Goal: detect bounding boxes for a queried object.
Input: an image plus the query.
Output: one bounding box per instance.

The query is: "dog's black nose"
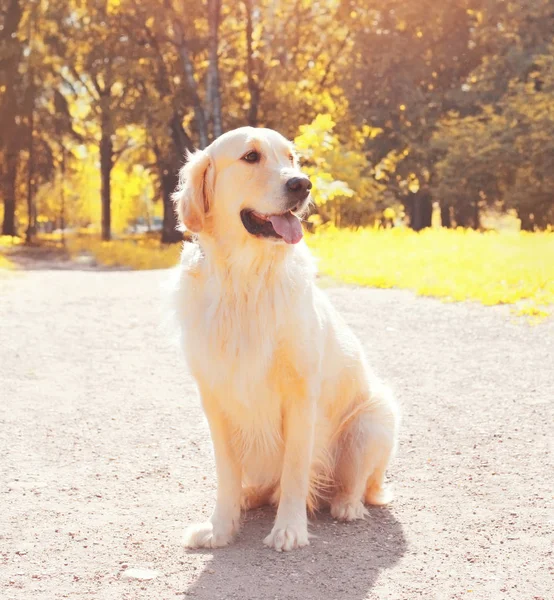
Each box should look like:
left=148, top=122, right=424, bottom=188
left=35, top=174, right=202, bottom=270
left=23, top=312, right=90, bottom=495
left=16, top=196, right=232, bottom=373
left=286, top=176, right=312, bottom=197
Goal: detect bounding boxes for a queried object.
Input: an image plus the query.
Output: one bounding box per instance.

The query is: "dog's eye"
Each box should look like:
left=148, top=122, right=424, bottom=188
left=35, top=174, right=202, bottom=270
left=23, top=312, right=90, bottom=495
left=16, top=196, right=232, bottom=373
left=288, top=154, right=295, bottom=164
left=242, top=150, right=260, bottom=164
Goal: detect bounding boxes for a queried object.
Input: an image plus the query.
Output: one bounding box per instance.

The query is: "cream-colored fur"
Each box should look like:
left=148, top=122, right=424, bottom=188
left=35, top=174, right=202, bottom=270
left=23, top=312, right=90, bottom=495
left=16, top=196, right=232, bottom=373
left=171, top=127, right=399, bottom=552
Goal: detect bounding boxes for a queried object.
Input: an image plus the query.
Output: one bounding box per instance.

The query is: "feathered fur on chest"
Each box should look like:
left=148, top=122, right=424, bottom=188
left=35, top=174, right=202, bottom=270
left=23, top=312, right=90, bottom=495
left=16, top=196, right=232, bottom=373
left=176, top=243, right=315, bottom=403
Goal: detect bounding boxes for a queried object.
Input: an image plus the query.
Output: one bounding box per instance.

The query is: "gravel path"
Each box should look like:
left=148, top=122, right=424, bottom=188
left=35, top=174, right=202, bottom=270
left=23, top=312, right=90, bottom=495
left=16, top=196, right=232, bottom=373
left=1, top=262, right=552, bottom=600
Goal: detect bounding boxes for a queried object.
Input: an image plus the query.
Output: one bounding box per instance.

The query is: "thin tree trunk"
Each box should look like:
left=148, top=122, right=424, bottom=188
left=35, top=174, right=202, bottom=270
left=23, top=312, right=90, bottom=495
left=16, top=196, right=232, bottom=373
left=244, top=0, right=260, bottom=126
left=25, top=0, right=37, bottom=243
left=177, top=39, right=209, bottom=148
left=207, top=0, right=222, bottom=139
left=26, top=85, right=36, bottom=244
left=100, top=111, right=113, bottom=241
left=161, top=168, right=182, bottom=244
left=159, top=112, right=195, bottom=244
left=440, top=204, right=452, bottom=228
left=60, top=146, right=66, bottom=246
left=2, top=150, right=18, bottom=236
left=165, top=0, right=209, bottom=148
left=473, top=198, right=480, bottom=230
left=518, top=210, right=534, bottom=231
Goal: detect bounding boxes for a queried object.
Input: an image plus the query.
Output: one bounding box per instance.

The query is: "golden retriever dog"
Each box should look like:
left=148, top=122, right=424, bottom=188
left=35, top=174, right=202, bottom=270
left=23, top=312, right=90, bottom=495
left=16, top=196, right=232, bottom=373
left=171, top=127, right=399, bottom=552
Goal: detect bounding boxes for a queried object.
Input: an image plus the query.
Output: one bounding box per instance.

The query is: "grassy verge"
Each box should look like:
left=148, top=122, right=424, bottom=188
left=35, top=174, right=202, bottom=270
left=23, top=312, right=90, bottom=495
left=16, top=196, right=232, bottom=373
left=0, top=255, right=15, bottom=270
left=0, top=235, right=20, bottom=272
left=307, top=227, right=553, bottom=318
left=66, top=235, right=181, bottom=270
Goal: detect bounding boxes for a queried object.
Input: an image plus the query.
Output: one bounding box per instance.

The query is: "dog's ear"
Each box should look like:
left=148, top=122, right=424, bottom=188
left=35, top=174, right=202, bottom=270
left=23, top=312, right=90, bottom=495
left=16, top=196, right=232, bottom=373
left=172, top=149, right=213, bottom=233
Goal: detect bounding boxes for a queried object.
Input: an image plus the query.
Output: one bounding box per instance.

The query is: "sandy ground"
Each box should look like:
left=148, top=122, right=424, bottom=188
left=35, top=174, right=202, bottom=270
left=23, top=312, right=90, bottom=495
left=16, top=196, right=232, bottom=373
left=0, top=256, right=552, bottom=600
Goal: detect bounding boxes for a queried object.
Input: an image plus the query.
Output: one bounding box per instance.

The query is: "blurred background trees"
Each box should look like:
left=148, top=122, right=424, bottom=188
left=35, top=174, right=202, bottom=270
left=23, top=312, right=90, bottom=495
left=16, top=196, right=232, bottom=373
left=1, top=0, right=553, bottom=242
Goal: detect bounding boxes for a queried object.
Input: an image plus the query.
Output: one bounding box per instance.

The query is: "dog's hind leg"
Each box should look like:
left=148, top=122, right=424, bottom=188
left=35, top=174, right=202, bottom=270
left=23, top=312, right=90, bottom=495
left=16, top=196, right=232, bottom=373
left=330, top=384, right=398, bottom=521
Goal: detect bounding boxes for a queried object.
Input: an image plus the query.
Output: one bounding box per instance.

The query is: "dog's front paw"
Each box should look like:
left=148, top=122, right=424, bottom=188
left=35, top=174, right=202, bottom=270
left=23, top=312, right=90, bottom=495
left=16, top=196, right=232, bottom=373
left=183, top=522, right=234, bottom=549
left=263, top=523, right=309, bottom=552
left=330, top=497, right=368, bottom=521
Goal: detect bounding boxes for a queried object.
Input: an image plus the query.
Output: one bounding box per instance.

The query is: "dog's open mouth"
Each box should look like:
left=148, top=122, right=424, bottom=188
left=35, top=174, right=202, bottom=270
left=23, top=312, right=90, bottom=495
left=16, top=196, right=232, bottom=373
left=240, top=209, right=304, bottom=244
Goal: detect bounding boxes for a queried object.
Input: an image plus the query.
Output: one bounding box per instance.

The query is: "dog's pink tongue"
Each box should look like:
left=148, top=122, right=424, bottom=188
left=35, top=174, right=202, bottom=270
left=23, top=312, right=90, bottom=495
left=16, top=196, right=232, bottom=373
left=269, top=212, right=303, bottom=244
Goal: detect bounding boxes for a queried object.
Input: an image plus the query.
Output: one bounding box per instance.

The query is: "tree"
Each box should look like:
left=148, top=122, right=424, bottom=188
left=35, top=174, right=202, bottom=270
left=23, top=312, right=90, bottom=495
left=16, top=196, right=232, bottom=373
left=3, top=0, right=552, bottom=240
left=118, top=0, right=224, bottom=241
left=294, top=114, right=385, bottom=227
left=338, top=0, right=488, bottom=229
left=207, top=0, right=223, bottom=138
left=0, top=0, right=23, bottom=235
left=44, top=0, right=148, bottom=240
left=432, top=0, right=554, bottom=229
left=0, top=0, right=63, bottom=239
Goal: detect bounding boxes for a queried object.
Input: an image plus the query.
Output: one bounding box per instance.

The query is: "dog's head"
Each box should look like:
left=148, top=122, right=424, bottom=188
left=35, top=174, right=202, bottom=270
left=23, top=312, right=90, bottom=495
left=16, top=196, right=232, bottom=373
left=173, top=127, right=312, bottom=245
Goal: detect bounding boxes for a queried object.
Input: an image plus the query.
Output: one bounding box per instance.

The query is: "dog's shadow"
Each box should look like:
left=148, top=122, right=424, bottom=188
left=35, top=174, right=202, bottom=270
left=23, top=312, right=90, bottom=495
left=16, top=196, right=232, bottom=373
left=184, top=506, right=406, bottom=600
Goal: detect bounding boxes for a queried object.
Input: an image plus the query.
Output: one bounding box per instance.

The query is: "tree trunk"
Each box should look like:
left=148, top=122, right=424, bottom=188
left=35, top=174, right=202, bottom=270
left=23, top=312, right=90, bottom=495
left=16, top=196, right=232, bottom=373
left=26, top=87, right=36, bottom=244
left=408, top=188, right=432, bottom=231
left=244, top=0, right=260, bottom=127
left=166, top=0, right=209, bottom=148
left=454, top=206, right=470, bottom=228
left=100, top=111, right=113, bottom=241
left=160, top=112, right=195, bottom=244
left=207, top=0, right=223, bottom=139
left=169, top=111, right=194, bottom=156
left=0, top=0, right=23, bottom=237
left=472, top=198, right=480, bottom=230
left=161, top=168, right=182, bottom=244
left=440, top=204, right=452, bottom=228
left=518, top=210, right=534, bottom=231
left=178, top=42, right=209, bottom=148
left=2, top=150, right=18, bottom=236
left=60, top=146, right=66, bottom=246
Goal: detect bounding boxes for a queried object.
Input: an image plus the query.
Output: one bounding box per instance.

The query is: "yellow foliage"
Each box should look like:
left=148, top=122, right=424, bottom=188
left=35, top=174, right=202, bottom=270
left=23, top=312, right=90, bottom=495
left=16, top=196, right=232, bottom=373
left=35, top=132, right=158, bottom=234
left=307, top=227, right=554, bottom=318
left=294, top=115, right=384, bottom=224
left=0, top=255, right=15, bottom=270
left=66, top=236, right=181, bottom=270
left=0, top=236, right=21, bottom=272
left=0, top=235, right=23, bottom=247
